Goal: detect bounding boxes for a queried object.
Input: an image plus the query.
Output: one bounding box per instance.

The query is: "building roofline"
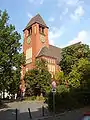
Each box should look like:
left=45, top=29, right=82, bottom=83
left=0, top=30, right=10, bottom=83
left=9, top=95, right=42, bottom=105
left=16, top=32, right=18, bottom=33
left=36, top=54, right=57, bottom=59
left=62, top=42, right=82, bottom=49
left=49, top=44, right=61, bottom=49
left=35, top=46, right=48, bottom=58
left=23, top=22, right=49, bottom=31
left=23, top=14, right=49, bottom=31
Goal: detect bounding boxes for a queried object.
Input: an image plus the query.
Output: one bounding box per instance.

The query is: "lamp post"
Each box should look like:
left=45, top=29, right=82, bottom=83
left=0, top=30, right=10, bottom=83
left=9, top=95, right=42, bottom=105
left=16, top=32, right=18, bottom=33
left=52, top=81, right=56, bottom=120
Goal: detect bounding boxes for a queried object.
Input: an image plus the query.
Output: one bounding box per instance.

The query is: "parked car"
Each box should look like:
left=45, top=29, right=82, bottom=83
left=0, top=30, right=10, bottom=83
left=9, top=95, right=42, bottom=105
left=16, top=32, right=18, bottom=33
left=82, top=112, right=90, bottom=120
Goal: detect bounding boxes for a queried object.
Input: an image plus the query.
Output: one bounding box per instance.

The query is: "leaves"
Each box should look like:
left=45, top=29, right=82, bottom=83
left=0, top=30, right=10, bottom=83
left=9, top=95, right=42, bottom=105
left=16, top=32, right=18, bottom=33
left=60, top=43, right=90, bottom=88
left=24, top=58, right=51, bottom=96
left=60, top=43, right=90, bottom=75
left=0, top=10, right=25, bottom=94
left=55, top=71, right=64, bottom=84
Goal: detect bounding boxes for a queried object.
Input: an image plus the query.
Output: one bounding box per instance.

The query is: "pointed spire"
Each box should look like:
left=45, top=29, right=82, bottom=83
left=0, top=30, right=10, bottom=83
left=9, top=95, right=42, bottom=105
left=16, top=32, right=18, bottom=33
left=24, top=14, right=48, bottom=30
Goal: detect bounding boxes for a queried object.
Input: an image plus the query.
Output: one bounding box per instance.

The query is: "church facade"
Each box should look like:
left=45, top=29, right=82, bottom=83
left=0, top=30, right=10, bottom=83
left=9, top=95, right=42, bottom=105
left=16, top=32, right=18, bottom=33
left=21, top=14, right=62, bottom=81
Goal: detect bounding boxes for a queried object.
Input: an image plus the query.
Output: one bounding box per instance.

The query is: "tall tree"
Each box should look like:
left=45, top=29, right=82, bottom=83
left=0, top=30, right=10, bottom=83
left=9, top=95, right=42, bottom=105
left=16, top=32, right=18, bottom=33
left=60, top=42, right=90, bottom=88
left=68, top=58, right=90, bottom=88
left=60, top=43, right=90, bottom=75
left=0, top=10, right=24, bottom=94
left=24, top=58, right=51, bottom=96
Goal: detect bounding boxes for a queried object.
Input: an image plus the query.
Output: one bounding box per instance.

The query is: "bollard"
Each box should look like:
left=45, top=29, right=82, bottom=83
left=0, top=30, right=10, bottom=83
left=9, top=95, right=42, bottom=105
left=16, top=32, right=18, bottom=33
left=16, top=108, right=18, bottom=120
left=28, top=108, right=32, bottom=119
left=42, top=106, right=44, bottom=116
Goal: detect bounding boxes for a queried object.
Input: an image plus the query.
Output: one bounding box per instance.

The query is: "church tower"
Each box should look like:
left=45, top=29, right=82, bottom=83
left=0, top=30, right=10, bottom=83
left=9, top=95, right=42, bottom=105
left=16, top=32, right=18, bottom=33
left=22, top=14, right=49, bottom=76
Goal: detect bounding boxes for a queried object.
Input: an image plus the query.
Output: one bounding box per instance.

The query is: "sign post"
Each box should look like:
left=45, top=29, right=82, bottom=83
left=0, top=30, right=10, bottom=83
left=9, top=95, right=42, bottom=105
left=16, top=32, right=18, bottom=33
left=52, top=81, right=56, bottom=120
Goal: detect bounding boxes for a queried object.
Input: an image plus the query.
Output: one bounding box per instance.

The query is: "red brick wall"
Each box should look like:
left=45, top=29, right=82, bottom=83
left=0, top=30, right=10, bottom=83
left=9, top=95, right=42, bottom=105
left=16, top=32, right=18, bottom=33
left=22, top=23, right=49, bottom=78
left=38, top=56, right=60, bottom=78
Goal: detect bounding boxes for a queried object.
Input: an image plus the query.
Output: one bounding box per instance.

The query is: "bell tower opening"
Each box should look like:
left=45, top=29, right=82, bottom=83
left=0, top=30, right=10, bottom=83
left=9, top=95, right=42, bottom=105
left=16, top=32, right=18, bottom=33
left=28, top=27, right=32, bottom=35
left=39, top=25, right=45, bottom=34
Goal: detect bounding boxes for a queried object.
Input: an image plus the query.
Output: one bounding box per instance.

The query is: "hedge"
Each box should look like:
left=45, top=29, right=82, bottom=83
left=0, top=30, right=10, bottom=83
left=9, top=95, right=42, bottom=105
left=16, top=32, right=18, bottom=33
left=47, top=86, right=90, bottom=113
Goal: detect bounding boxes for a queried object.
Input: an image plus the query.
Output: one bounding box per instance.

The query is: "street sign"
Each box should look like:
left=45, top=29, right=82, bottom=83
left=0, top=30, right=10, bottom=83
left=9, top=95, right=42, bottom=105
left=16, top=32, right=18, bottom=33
left=52, top=81, right=56, bottom=91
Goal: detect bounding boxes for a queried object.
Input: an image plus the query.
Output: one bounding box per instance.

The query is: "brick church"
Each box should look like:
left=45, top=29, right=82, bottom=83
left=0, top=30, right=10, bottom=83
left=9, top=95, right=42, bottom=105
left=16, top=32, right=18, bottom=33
left=21, top=14, right=62, bottom=83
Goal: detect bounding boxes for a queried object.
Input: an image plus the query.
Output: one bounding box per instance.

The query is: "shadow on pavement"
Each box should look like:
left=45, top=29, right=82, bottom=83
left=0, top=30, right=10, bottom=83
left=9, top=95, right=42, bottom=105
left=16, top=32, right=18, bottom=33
left=0, top=101, right=9, bottom=109
left=0, top=101, right=90, bottom=120
left=0, top=107, right=49, bottom=120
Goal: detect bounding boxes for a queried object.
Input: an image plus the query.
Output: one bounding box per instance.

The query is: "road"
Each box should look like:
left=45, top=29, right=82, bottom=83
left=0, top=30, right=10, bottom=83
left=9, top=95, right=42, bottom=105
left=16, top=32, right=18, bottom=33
left=0, top=101, right=48, bottom=120
left=0, top=101, right=90, bottom=120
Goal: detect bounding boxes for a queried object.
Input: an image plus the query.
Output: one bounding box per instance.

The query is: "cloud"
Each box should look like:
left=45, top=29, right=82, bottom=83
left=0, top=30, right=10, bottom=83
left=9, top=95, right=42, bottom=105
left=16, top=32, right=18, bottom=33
left=59, top=7, right=68, bottom=20
left=57, top=0, right=81, bottom=7
left=62, top=8, right=69, bottom=15
left=27, top=13, right=33, bottom=19
left=70, top=6, right=84, bottom=21
left=28, top=0, right=44, bottom=4
left=48, top=17, right=55, bottom=22
left=40, top=0, right=44, bottom=4
left=49, top=27, right=64, bottom=45
left=49, top=39, right=54, bottom=45
left=66, top=0, right=80, bottom=6
left=68, top=30, right=89, bottom=45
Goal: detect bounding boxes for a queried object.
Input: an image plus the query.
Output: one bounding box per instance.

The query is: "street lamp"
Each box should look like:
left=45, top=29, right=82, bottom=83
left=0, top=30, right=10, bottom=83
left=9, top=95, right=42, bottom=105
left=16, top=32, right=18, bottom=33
left=52, top=80, right=56, bottom=120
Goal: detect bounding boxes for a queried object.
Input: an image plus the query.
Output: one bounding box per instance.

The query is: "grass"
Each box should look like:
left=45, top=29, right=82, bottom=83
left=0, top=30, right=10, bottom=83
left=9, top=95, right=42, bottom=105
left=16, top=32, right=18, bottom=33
left=24, top=96, right=45, bottom=102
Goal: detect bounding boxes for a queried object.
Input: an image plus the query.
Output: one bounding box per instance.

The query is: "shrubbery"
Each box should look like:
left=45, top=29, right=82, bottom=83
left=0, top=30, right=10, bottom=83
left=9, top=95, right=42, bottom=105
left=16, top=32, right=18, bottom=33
left=47, top=85, right=90, bottom=113
left=47, top=43, right=90, bottom=113
left=24, top=59, right=51, bottom=97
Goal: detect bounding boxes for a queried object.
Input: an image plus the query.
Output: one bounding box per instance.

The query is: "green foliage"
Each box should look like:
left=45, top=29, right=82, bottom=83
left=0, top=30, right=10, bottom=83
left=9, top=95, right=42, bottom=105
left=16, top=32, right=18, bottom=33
left=77, top=58, right=90, bottom=83
left=48, top=91, right=73, bottom=112
left=60, top=42, right=90, bottom=88
left=56, top=85, right=69, bottom=93
left=24, top=58, right=51, bottom=96
left=68, top=58, right=90, bottom=88
left=68, top=65, right=81, bottom=88
left=31, top=96, right=36, bottom=100
left=55, top=71, right=64, bottom=84
left=0, top=10, right=25, bottom=94
left=35, top=58, right=48, bottom=70
left=36, top=95, right=45, bottom=101
left=60, top=43, right=90, bottom=75
left=47, top=43, right=90, bottom=112
left=25, top=96, right=36, bottom=101
left=48, top=87, right=90, bottom=112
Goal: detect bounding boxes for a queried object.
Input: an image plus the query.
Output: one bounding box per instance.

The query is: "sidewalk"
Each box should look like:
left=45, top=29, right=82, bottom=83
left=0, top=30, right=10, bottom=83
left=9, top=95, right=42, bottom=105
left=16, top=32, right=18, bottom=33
left=36, top=106, right=90, bottom=120
left=0, top=101, right=90, bottom=120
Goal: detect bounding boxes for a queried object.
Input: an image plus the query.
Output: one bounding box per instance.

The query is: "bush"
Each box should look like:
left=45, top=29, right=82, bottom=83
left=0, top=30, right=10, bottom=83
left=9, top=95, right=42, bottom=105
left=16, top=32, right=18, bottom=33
left=31, top=96, right=36, bottom=100
left=36, top=95, right=45, bottom=101
left=48, top=91, right=75, bottom=112
left=70, top=87, right=90, bottom=106
left=25, top=96, right=36, bottom=101
left=56, top=85, right=69, bottom=93
left=47, top=86, right=90, bottom=113
left=25, top=88, right=34, bottom=97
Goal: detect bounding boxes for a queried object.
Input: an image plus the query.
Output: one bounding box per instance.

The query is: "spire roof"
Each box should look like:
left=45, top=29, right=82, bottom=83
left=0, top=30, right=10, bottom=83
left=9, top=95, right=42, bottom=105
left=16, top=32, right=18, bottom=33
left=24, top=14, right=48, bottom=30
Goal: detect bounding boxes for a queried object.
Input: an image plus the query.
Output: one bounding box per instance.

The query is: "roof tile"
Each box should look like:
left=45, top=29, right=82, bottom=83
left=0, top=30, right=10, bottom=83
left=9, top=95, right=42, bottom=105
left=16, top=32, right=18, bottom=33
left=37, top=45, right=62, bottom=64
left=24, top=14, right=48, bottom=30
